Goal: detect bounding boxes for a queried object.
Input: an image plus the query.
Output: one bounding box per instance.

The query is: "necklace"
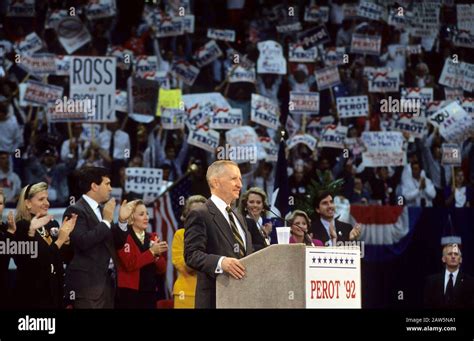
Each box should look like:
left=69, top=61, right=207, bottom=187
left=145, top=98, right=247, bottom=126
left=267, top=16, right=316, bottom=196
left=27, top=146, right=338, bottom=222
left=38, top=227, right=47, bottom=237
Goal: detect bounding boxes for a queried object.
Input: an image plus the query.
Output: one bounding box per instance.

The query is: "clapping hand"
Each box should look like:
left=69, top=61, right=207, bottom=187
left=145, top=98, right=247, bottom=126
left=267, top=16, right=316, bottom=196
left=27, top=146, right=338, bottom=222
left=102, top=198, right=116, bottom=223
left=118, top=199, right=140, bottom=223
left=7, top=211, right=16, bottom=234
left=349, top=223, right=362, bottom=241
left=29, top=214, right=53, bottom=237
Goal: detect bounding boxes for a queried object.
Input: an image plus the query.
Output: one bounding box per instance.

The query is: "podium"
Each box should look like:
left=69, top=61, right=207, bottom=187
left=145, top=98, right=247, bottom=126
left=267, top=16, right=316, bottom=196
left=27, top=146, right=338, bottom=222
left=216, top=244, right=361, bottom=308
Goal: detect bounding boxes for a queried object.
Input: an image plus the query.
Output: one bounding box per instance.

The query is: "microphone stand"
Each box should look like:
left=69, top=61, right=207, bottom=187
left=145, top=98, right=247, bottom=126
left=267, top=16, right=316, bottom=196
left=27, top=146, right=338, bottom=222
left=267, top=207, right=314, bottom=247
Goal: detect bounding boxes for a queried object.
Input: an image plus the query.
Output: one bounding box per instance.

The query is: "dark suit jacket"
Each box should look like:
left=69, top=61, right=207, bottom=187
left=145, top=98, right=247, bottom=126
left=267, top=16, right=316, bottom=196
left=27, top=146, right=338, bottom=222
left=64, top=197, right=127, bottom=301
left=184, top=199, right=253, bottom=308
left=310, top=216, right=353, bottom=246
left=246, top=218, right=268, bottom=252
left=423, top=270, right=474, bottom=309
left=14, top=218, right=65, bottom=309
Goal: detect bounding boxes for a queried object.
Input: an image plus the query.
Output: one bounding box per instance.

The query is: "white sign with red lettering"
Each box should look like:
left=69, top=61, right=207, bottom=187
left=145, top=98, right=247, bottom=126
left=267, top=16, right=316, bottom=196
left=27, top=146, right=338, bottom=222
left=257, top=40, right=286, bottom=75
left=194, top=40, right=222, bottom=68
left=439, top=59, right=474, bottom=92
left=318, top=125, right=348, bottom=149
left=187, top=127, right=220, bottom=153
left=170, top=61, right=200, bottom=86
left=315, top=66, right=341, bottom=91
left=361, top=131, right=406, bottom=167
left=251, top=94, right=280, bottom=130
left=55, top=17, right=92, bottom=54
left=85, top=0, right=116, bottom=20
left=288, top=43, right=318, bottom=63
left=441, top=143, right=462, bottom=166
left=287, top=134, right=317, bottom=151
left=368, top=70, right=399, bottom=93
left=207, top=28, right=235, bottom=42
left=23, top=80, right=63, bottom=106
left=14, top=32, right=43, bottom=55
left=228, top=66, right=256, bottom=83
left=290, top=92, right=319, bottom=114
left=306, top=247, right=361, bottom=309
left=350, top=34, right=381, bottom=55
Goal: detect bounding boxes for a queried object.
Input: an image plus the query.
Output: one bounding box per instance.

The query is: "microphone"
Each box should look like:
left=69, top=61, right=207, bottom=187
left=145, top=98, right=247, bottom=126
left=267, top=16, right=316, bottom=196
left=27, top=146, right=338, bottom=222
left=267, top=207, right=314, bottom=247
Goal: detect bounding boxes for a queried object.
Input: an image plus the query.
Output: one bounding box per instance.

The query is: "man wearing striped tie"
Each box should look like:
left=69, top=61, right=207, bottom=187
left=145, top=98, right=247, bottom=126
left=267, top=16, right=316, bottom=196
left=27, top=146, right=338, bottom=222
left=185, top=160, right=253, bottom=308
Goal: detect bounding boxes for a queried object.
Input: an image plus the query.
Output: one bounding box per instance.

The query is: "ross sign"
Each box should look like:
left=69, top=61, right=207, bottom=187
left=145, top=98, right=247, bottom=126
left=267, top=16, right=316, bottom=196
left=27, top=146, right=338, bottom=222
left=297, top=25, right=330, bottom=49
left=23, top=80, right=63, bottom=106
left=287, top=134, right=317, bottom=151
left=257, top=40, right=287, bottom=75
left=336, top=96, right=368, bottom=118
left=306, top=247, right=361, bottom=309
left=161, top=109, right=185, bottom=130
left=194, top=40, right=223, bottom=68
left=207, top=28, right=236, bottom=42
left=290, top=92, right=319, bottom=114
left=55, top=17, right=92, bottom=54
left=288, top=43, right=318, bottom=63
left=251, top=94, right=280, bottom=130
left=350, top=34, right=381, bottom=55
left=361, top=132, right=406, bottom=167
left=211, top=108, right=243, bottom=130
left=125, top=168, right=163, bottom=194
left=318, top=125, right=348, bottom=149
left=187, top=127, right=220, bottom=153
left=170, top=61, right=200, bottom=86
left=70, top=56, right=116, bottom=122
left=441, top=143, right=462, bottom=166
left=315, top=66, right=341, bottom=90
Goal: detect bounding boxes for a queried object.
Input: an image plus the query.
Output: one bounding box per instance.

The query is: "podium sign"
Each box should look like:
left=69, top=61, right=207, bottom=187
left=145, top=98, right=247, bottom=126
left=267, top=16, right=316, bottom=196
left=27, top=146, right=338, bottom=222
left=305, top=247, right=361, bottom=308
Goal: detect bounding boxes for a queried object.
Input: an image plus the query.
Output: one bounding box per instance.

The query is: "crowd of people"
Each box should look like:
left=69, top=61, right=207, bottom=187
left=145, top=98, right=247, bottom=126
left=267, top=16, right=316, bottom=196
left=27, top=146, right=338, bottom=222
left=0, top=0, right=473, bottom=309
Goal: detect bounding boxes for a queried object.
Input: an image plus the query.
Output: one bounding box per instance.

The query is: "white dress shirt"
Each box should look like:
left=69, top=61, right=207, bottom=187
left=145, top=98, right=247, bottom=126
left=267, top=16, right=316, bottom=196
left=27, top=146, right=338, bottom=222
left=82, top=194, right=128, bottom=231
left=211, top=194, right=246, bottom=273
left=444, top=268, right=459, bottom=294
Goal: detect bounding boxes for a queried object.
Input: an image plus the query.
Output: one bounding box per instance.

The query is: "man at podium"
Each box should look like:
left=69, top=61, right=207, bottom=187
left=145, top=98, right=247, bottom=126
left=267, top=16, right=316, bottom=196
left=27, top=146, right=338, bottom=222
left=184, top=160, right=253, bottom=308
left=310, top=191, right=362, bottom=246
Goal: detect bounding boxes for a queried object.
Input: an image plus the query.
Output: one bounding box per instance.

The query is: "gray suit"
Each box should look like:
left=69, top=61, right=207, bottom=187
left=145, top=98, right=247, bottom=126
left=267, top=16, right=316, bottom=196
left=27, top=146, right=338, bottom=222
left=64, top=197, right=127, bottom=308
left=184, top=199, right=253, bottom=308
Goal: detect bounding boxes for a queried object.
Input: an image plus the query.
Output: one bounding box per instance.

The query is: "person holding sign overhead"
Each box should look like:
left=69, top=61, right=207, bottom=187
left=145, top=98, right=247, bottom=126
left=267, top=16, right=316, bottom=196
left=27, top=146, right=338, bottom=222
left=184, top=160, right=253, bottom=308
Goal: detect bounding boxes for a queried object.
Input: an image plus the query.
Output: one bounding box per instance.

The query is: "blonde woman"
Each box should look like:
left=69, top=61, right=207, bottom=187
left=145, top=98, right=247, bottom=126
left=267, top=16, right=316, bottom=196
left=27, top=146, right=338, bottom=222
left=14, top=182, right=77, bottom=309
left=172, top=195, right=206, bottom=308
left=288, top=210, right=323, bottom=246
left=116, top=200, right=168, bottom=309
left=240, top=187, right=272, bottom=251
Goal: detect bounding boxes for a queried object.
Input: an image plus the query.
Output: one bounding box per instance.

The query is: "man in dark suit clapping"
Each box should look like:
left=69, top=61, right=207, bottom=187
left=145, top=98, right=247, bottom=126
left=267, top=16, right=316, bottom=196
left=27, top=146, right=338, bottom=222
left=310, top=191, right=361, bottom=246
left=184, top=160, right=253, bottom=308
left=64, top=167, right=138, bottom=309
left=423, top=244, right=474, bottom=309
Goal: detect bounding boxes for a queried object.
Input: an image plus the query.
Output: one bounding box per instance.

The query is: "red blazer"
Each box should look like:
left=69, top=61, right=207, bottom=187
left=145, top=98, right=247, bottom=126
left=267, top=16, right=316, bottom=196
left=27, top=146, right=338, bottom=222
left=117, top=231, right=166, bottom=291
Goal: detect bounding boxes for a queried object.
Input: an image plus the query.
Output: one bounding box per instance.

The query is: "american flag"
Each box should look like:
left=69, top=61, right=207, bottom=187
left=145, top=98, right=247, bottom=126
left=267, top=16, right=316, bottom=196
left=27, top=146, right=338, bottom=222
left=153, top=176, right=191, bottom=298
